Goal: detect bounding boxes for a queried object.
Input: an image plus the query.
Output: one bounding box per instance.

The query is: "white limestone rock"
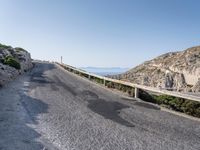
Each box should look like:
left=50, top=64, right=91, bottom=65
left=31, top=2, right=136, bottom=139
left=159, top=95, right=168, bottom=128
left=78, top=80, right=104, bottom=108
left=0, top=45, right=33, bottom=86
left=192, top=78, right=200, bottom=92
left=112, top=46, right=200, bottom=93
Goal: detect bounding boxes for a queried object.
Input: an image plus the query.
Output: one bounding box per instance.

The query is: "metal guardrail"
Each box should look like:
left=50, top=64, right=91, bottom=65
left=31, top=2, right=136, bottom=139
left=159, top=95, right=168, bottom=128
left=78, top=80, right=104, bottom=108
left=56, top=62, right=200, bottom=103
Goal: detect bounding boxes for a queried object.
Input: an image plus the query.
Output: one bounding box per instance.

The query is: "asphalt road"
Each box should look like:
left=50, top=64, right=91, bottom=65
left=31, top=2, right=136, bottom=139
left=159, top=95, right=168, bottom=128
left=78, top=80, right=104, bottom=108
left=0, top=61, right=200, bottom=150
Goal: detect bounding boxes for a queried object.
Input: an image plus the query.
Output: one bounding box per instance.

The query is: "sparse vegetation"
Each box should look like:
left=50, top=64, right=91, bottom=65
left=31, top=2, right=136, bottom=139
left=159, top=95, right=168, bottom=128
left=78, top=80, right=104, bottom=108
left=0, top=43, right=12, bottom=49
left=106, top=81, right=133, bottom=95
left=3, top=56, right=21, bottom=70
left=91, top=76, right=104, bottom=84
left=139, top=90, right=200, bottom=118
left=15, top=47, right=26, bottom=52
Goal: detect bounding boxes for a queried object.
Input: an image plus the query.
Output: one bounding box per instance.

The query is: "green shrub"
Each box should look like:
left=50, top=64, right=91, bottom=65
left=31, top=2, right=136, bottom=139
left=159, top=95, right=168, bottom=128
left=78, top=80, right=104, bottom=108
left=15, top=47, right=26, bottom=52
left=139, top=91, right=200, bottom=118
left=181, top=101, right=200, bottom=117
left=106, top=82, right=133, bottom=96
left=80, top=72, right=89, bottom=78
left=106, top=81, right=114, bottom=88
left=138, top=90, right=156, bottom=103
left=0, top=43, right=12, bottom=49
left=3, top=56, right=21, bottom=70
left=94, top=77, right=104, bottom=84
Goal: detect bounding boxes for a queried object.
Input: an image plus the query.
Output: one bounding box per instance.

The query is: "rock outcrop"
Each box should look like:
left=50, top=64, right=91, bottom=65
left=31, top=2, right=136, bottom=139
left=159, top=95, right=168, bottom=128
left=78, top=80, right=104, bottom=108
left=112, top=46, right=200, bottom=92
left=0, top=44, right=33, bottom=86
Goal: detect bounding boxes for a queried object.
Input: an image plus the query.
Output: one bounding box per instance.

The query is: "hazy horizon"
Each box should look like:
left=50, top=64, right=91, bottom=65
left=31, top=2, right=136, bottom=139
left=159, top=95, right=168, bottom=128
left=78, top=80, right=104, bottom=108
left=1, top=0, right=200, bottom=68
left=79, top=66, right=129, bottom=76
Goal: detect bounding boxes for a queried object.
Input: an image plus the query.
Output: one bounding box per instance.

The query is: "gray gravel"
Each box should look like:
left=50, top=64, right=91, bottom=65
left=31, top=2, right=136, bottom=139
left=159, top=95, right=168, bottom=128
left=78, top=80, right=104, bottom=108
left=0, top=61, right=200, bottom=150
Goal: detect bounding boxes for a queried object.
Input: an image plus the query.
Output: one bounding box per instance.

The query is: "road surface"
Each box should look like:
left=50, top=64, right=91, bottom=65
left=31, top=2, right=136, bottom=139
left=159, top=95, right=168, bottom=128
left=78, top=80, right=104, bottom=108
left=0, top=62, right=200, bottom=150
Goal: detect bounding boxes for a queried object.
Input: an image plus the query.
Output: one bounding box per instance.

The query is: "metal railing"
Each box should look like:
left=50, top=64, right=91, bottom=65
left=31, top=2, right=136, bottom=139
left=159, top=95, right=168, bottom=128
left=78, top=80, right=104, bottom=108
left=56, top=62, right=200, bottom=103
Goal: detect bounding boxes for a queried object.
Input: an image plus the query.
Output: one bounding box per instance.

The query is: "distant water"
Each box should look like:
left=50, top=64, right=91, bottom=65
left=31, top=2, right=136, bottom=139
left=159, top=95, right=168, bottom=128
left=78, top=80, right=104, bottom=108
left=93, top=72, right=123, bottom=76
left=80, top=67, right=129, bottom=76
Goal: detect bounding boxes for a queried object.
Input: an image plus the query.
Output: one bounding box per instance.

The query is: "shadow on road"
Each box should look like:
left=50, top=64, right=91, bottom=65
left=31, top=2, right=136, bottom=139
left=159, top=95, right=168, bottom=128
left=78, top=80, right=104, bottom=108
left=30, top=62, right=56, bottom=86
left=81, top=90, right=135, bottom=127
left=88, top=99, right=135, bottom=127
left=0, top=91, right=50, bottom=149
left=0, top=62, right=58, bottom=149
left=20, top=95, right=49, bottom=124
left=52, top=75, right=77, bottom=96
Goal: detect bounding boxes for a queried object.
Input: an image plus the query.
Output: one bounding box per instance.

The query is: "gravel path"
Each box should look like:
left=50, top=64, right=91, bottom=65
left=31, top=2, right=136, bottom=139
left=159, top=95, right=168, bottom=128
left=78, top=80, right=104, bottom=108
left=0, top=61, right=200, bottom=150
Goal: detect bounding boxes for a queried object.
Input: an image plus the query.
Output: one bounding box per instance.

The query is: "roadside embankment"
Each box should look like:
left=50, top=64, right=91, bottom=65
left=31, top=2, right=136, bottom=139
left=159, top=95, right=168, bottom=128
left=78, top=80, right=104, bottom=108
left=0, top=43, right=33, bottom=86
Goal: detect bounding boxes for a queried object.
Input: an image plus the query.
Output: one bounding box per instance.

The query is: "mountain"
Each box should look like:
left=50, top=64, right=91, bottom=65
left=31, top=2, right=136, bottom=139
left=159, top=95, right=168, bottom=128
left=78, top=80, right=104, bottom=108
left=80, top=67, right=129, bottom=76
left=111, top=46, right=200, bottom=92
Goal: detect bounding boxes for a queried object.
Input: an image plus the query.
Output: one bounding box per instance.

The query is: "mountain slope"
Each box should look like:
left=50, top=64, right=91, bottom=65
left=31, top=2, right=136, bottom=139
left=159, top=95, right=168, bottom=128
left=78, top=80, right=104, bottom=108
left=112, top=46, right=200, bottom=92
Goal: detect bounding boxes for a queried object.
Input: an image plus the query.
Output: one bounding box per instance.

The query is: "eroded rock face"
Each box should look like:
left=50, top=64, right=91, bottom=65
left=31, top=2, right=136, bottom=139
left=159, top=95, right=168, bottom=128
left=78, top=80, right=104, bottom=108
left=16, top=50, right=33, bottom=72
left=192, top=78, right=200, bottom=92
left=0, top=45, right=33, bottom=86
left=112, top=46, right=200, bottom=92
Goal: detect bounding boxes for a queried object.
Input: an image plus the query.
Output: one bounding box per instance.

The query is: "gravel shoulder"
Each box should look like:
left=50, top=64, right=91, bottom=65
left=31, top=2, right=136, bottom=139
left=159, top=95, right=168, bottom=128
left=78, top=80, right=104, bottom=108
left=0, top=61, right=200, bottom=150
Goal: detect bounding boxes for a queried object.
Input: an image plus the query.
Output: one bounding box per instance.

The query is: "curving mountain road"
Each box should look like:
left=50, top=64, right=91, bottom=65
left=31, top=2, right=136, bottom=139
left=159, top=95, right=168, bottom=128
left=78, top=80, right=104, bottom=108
left=0, top=61, right=200, bottom=150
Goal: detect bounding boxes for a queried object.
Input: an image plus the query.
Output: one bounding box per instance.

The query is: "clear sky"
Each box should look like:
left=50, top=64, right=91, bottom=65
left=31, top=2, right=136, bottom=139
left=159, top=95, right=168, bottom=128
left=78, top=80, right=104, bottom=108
left=0, top=0, right=200, bottom=68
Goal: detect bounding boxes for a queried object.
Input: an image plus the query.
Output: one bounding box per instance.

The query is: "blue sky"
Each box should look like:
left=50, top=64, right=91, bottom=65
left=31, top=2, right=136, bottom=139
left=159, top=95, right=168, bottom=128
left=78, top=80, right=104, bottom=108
left=0, top=0, right=200, bottom=67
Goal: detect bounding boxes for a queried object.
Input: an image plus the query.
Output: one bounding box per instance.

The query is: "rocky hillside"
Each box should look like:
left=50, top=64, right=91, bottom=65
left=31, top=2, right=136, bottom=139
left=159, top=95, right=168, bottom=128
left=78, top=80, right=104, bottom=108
left=0, top=43, right=33, bottom=86
left=112, top=46, right=200, bottom=92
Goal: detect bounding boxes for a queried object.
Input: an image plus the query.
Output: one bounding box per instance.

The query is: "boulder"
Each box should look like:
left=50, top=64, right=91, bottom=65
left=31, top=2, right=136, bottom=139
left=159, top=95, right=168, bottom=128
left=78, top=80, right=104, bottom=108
left=0, top=44, right=32, bottom=86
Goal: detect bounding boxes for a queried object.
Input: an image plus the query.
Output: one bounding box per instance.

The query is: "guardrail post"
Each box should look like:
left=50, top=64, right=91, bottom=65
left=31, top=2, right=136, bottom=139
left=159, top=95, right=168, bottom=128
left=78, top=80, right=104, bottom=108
left=88, top=75, right=91, bottom=80
left=103, top=78, right=106, bottom=86
left=135, top=87, right=139, bottom=98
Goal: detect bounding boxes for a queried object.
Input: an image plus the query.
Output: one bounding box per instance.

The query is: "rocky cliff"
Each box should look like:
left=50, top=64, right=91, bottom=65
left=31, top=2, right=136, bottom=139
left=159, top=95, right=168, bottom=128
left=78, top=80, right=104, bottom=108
left=112, top=46, right=200, bottom=92
left=0, top=44, right=33, bottom=86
